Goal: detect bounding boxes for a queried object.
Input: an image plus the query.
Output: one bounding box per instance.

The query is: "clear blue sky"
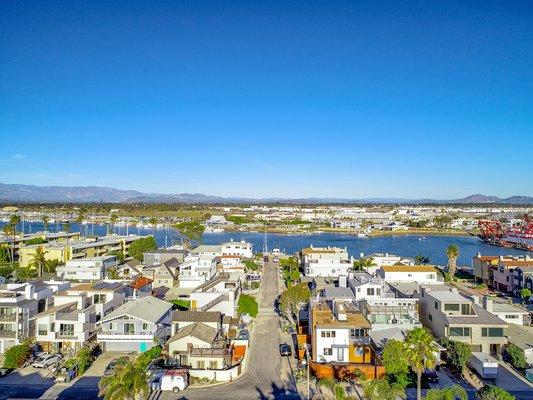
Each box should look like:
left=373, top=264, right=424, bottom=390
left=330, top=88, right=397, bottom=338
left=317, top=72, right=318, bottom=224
left=1, top=1, right=532, bottom=199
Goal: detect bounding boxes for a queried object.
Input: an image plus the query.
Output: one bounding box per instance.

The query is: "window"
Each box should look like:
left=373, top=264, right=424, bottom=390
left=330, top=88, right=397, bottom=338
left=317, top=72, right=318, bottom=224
left=337, top=348, right=344, bottom=362
left=209, top=361, right=218, bottom=369
left=449, top=327, right=471, bottom=337
left=482, top=327, right=504, bottom=337
left=323, top=348, right=333, bottom=356
left=354, top=346, right=364, bottom=356
left=197, top=360, right=205, bottom=369
left=142, top=322, right=149, bottom=331
left=367, top=288, right=375, bottom=296
left=94, top=294, right=107, bottom=304
left=321, top=331, right=325, bottom=338
left=434, top=301, right=438, bottom=309
left=428, top=314, right=432, bottom=321
left=124, top=323, right=135, bottom=335
left=444, top=304, right=460, bottom=312
left=59, top=323, right=74, bottom=337
left=505, top=315, right=518, bottom=319
left=109, top=322, right=114, bottom=331
left=461, top=304, right=471, bottom=315
left=350, top=329, right=365, bottom=339
left=38, top=324, right=48, bottom=335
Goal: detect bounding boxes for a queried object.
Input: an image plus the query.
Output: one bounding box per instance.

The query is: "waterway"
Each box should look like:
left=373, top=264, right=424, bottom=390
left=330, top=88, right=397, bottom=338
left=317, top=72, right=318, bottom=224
left=4, top=221, right=531, bottom=268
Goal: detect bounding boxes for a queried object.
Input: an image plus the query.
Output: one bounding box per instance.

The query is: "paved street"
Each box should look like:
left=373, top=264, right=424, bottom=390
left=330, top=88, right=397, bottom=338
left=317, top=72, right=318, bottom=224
left=176, top=257, right=300, bottom=400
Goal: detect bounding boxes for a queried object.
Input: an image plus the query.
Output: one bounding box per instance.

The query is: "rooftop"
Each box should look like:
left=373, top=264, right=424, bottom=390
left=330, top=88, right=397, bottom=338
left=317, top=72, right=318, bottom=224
left=172, top=310, right=222, bottom=323
left=381, top=265, right=437, bottom=273
left=167, top=322, right=219, bottom=344
left=312, top=302, right=371, bottom=329
left=102, top=296, right=172, bottom=324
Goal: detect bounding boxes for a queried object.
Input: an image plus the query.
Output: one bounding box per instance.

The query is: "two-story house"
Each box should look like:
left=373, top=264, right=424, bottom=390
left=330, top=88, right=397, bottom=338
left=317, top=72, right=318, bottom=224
left=143, top=249, right=187, bottom=266
left=56, top=256, right=117, bottom=281
left=419, top=287, right=507, bottom=354
left=301, top=246, right=353, bottom=278
left=97, top=296, right=173, bottom=352
left=190, top=272, right=242, bottom=317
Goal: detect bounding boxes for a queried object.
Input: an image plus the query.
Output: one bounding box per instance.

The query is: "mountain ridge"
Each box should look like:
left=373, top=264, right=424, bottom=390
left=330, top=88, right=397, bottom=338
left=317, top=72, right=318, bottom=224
left=0, top=184, right=531, bottom=204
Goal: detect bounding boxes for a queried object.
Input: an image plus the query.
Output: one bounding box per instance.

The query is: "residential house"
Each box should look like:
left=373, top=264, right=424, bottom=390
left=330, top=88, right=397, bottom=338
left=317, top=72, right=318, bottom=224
left=300, top=246, right=353, bottom=278
left=190, top=245, right=223, bottom=258
left=56, top=256, right=117, bottom=281
left=221, top=240, right=253, bottom=259
left=190, top=272, right=242, bottom=317
left=126, top=277, right=153, bottom=299
left=493, top=258, right=533, bottom=293
left=505, top=324, right=533, bottom=366
left=419, top=287, right=507, bottom=354
left=61, top=281, right=126, bottom=321
left=152, top=258, right=180, bottom=289
left=97, top=296, right=173, bottom=352
left=472, top=254, right=501, bottom=285
left=309, top=300, right=383, bottom=379
left=33, top=289, right=97, bottom=353
left=359, top=297, right=420, bottom=331
left=478, top=295, right=528, bottom=326
left=117, top=258, right=143, bottom=278
left=378, top=265, right=440, bottom=284
left=360, top=253, right=415, bottom=274
left=143, top=249, right=187, bottom=266
left=0, top=280, right=70, bottom=354
left=513, top=266, right=533, bottom=298
left=177, top=255, right=217, bottom=289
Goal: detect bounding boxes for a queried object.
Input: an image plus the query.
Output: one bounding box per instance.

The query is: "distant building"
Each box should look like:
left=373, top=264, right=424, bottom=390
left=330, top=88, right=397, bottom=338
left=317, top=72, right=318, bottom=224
left=56, top=256, right=117, bottom=281
left=143, top=249, right=186, bottom=266
left=378, top=265, right=440, bottom=284
left=300, top=246, right=353, bottom=278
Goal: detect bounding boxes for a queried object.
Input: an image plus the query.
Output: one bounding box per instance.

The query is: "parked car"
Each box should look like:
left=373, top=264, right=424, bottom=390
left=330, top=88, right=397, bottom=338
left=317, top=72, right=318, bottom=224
left=422, top=369, right=439, bottom=383
left=150, top=370, right=188, bottom=394
left=0, top=368, right=13, bottom=377
left=104, top=357, right=128, bottom=376
left=32, top=354, right=62, bottom=369
left=279, top=343, right=292, bottom=357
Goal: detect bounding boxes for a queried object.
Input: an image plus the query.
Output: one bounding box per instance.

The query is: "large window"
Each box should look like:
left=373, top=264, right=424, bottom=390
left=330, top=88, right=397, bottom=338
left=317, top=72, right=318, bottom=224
left=59, top=323, right=74, bottom=337
left=449, top=327, right=471, bottom=337
left=93, top=294, right=107, bottom=304
left=124, top=322, right=135, bottom=335
left=350, top=328, right=365, bottom=339
left=323, top=348, right=333, bottom=356
left=482, top=327, right=504, bottom=337
left=38, top=324, right=48, bottom=335
left=444, top=304, right=460, bottom=312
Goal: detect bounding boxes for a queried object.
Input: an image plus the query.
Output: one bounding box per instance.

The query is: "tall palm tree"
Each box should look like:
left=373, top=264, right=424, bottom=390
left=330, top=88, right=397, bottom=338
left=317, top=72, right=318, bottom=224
left=110, top=214, right=118, bottom=235
left=149, top=217, right=158, bottom=236
left=352, top=257, right=376, bottom=272
left=415, top=254, right=430, bottom=265
left=446, top=244, right=459, bottom=278
left=2, top=223, right=15, bottom=263
left=76, top=211, right=85, bottom=237
left=42, top=215, right=49, bottom=232
left=63, top=222, right=71, bottom=262
left=8, top=215, right=20, bottom=264
left=404, top=327, right=437, bottom=400
left=28, top=245, right=49, bottom=278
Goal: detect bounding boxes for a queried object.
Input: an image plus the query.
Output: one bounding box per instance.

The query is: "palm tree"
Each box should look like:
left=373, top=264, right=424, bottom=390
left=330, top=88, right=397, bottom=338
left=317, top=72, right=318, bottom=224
left=28, top=245, right=49, bottom=278
left=352, top=257, right=376, bottom=272
left=63, top=222, right=71, bottom=262
left=446, top=244, right=459, bottom=278
left=110, top=214, right=118, bottom=235
left=425, top=385, right=467, bottom=400
left=42, top=215, right=49, bottom=232
left=149, top=217, right=157, bottom=236
left=99, top=358, right=148, bottom=400
left=415, top=254, right=430, bottom=265
left=405, top=327, right=437, bottom=400
left=2, top=223, right=15, bottom=263
left=9, top=215, right=20, bottom=264
left=76, top=211, right=85, bottom=236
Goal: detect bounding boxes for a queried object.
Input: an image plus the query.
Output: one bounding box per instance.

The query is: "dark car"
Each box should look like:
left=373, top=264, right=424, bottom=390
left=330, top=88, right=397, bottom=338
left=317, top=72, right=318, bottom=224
left=423, top=369, right=439, bottom=383
left=279, top=343, right=292, bottom=357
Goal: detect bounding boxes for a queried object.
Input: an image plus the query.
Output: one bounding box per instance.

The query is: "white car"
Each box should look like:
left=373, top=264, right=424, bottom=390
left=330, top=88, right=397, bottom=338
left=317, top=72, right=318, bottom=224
left=32, top=354, right=62, bottom=369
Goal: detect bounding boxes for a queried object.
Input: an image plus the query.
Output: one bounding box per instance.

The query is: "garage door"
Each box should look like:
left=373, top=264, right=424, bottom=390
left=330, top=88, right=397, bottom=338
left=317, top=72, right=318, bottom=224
left=105, top=341, right=138, bottom=352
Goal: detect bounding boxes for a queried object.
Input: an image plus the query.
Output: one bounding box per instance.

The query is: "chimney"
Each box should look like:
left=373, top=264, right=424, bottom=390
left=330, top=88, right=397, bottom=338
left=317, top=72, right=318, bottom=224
left=335, top=302, right=347, bottom=321
left=471, top=295, right=480, bottom=306
left=360, top=252, right=364, bottom=258
left=339, top=275, right=347, bottom=288
left=483, top=296, right=493, bottom=313
left=476, top=252, right=481, bottom=258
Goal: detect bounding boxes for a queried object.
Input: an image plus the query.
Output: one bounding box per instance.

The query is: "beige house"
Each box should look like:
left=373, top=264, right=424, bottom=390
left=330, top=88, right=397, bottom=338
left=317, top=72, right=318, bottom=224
left=419, top=287, right=507, bottom=354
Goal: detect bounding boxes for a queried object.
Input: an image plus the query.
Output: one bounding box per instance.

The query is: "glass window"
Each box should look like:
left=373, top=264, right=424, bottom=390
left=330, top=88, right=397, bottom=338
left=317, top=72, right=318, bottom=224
left=449, top=327, right=470, bottom=337
left=434, top=301, right=438, bottom=309
left=323, top=348, right=332, bottom=356
left=482, top=327, right=504, bottom=337
left=38, top=324, right=47, bottom=335
left=444, top=304, right=460, bottom=312
left=124, top=322, right=135, bottom=335
left=428, top=314, right=432, bottom=321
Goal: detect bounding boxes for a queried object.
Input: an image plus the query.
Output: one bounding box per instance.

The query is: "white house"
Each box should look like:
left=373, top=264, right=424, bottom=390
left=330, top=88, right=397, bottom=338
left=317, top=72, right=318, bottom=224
left=97, top=296, right=173, bottom=352
left=221, top=240, right=253, bottom=259
left=378, top=265, right=440, bottom=284
left=478, top=296, right=528, bottom=326
left=190, top=272, right=242, bottom=317
left=301, top=246, right=353, bottom=278
left=360, top=253, right=415, bottom=274
left=56, top=256, right=117, bottom=281
left=178, top=255, right=217, bottom=289
left=346, top=272, right=394, bottom=300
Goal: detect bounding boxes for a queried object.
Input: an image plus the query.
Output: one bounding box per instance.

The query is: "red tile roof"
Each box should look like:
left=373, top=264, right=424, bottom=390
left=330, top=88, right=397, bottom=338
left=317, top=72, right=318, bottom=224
left=130, top=276, right=153, bottom=289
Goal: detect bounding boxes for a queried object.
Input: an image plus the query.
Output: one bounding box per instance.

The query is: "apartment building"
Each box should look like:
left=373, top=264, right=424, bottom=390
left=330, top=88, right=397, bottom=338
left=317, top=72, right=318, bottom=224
left=513, top=266, right=533, bottom=296
left=221, top=240, right=253, bottom=259
left=0, top=231, right=80, bottom=260
left=472, top=254, right=533, bottom=288
left=97, top=296, right=173, bottom=352
left=419, top=287, right=507, bottom=354
left=56, top=256, right=117, bottom=281
left=0, top=280, right=70, bottom=354
left=301, top=246, right=353, bottom=278
left=19, top=235, right=145, bottom=268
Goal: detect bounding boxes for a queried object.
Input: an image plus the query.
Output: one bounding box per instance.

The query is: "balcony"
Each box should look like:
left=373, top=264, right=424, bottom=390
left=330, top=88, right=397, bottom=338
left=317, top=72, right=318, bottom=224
left=0, top=329, right=16, bottom=338
left=56, top=331, right=77, bottom=340
left=0, top=314, right=17, bottom=322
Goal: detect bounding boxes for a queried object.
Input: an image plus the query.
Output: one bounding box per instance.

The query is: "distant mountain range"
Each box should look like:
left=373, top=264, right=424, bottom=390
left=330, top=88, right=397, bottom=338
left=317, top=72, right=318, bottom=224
left=0, top=183, right=532, bottom=205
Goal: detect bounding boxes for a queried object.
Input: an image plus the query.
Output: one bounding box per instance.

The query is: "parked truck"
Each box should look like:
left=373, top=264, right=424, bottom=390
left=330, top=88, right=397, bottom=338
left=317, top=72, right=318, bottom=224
left=468, top=352, right=499, bottom=380
left=149, top=369, right=188, bottom=394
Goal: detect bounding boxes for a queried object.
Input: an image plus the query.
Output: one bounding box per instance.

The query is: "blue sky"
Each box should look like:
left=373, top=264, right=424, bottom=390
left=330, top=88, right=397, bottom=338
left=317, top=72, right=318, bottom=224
left=1, top=1, right=532, bottom=199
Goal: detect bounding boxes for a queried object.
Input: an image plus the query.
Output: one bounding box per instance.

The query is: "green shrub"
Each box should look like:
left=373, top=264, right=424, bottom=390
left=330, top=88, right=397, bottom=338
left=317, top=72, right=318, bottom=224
left=476, top=385, right=516, bottom=400
left=3, top=343, right=31, bottom=369
left=446, top=340, right=472, bottom=372
left=237, top=294, right=258, bottom=317
left=505, top=343, right=528, bottom=369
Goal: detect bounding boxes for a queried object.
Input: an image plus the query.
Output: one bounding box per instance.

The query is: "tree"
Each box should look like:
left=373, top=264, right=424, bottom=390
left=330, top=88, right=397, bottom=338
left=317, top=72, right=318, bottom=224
left=107, top=267, right=120, bottom=280
left=280, top=282, right=311, bottom=324
left=243, top=259, right=259, bottom=271
left=519, top=288, right=532, bottom=303
left=110, top=214, right=118, bottom=234
left=237, top=294, right=258, bottom=317
left=110, top=250, right=126, bottom=264
left=24, top=237, right=46, bottom=245
left=353, top=257, right=376, bottom=272
left=128, top=237, right=158, bottom=261
left=76, top=210, right=86, bottom=236
left=415, top=254, right=430, bottom=265
left=99, top=357, right=149, bottom=400
left=280, top=257, right=300, bottom=287
left=382, top=339, right=409, bottom=382
left=42, top=215, right=49, bottom=232
left=65, top=347, right=93, bottom=375
left=3, top=342, right=31, bottom=369
left=361, top=377, right=406, bottom=400
left=28, top=245, right=49, bottom=277
left=505, top=343, right=528, bottom=369
left=0, top=245, right=10, bottom=264
left=446, top=340, right=471, bottom=373
left=9, top=215, right=21, bottom=263
left=404, top=327, right=437, bottom=400
left=63, top=222, right=72, bottom=261
left=16, top=266, right=38, bottom=281
left=2, top=222, right=15, bottom=263
left=175, top=221, right=205, bottom=247
left=426, top=386, right=467, bottom=400
left=446, top=244, right=459, bottom=277
left=476, top=385, right=516, bottom=400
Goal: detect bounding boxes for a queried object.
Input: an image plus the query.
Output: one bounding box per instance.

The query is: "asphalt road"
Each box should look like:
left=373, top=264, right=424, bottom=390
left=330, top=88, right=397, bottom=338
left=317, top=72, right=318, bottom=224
left=176, top=257, right=300, bottom=400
